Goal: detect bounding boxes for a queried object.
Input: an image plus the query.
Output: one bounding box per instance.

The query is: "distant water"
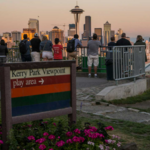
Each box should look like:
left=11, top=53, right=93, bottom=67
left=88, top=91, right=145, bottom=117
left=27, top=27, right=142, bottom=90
left=130, top=37, right=150, bottom=43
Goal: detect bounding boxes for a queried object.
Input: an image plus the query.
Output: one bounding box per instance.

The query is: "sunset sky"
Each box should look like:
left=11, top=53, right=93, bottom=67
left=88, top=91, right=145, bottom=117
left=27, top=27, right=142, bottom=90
left=0, top=0, right=150, bottom=40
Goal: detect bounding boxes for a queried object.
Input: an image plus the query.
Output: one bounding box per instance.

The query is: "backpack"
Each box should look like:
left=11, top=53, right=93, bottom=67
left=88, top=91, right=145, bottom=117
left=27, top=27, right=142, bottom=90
left=19, top=40, right=27, bottom=54
left=67, top=39, right=75, bottom=53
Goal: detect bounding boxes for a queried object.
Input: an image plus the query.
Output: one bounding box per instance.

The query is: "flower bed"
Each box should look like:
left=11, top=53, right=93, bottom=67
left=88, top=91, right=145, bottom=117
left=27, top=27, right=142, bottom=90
left=0, top=119, right=122, bottom=150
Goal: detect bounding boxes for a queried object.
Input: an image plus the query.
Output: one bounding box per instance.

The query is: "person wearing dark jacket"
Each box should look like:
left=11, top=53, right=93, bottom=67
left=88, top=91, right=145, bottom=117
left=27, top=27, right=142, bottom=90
left=108, top=37, right=116, bottom=50
left=116, top=33, right=131, bottom=46
left=0, top=40, right=8, bottom=56
left=30, top=33, right=41, bottom=62
left=134, top=35, right=147, bottom=62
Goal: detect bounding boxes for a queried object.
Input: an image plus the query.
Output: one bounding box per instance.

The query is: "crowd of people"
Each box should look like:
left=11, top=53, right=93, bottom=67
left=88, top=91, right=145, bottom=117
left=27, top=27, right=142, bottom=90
left=18, top=33, right=82, bottom=69
left=0, top=32, right=147, bottom=78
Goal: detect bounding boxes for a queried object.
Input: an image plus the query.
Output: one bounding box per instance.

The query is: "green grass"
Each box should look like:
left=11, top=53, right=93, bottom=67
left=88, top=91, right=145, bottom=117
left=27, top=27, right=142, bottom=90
left=109, top=89, right=150, bottom=105
left=76, top=112, right=150, bottom=150
left=51, top=111, right=150, bottom=150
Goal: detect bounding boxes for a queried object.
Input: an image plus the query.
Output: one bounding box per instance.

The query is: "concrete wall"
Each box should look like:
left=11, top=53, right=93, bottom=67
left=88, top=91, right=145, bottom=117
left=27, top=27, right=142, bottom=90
left=96, top=79, right=147, bottom=101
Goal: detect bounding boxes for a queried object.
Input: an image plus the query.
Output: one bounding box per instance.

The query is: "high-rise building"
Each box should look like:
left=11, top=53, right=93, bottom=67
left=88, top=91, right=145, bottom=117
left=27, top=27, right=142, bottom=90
left=12, top=31, right=21, bottom=42
left=21, top=28, right=36, bottom=40
left=117, top=28, right=123, bottom=39
left=3, top=32, right=11, bottom=38
left=82, top=16, right=91, bottom=39
left=69, top=24, right=75, bottom=29
left=28, top=19, right=39, bottom=35
left=104, top=21, right=111, bottom=46
left=70, top=5, right=84, bottom=38
left=118, top=28, right=123, bottom=35
left=114, top=33, right=119, bottom=42
left=49, top=26, right=64, bottom=45
left=40, top=31, right=49, bottom=40
left=111, top=30, right=115, bottom=37
left=40, top=31, right=49, bottom=35
left=94, top=28, right=102, bottom=44
left=68, top=24, right=76, bottom=38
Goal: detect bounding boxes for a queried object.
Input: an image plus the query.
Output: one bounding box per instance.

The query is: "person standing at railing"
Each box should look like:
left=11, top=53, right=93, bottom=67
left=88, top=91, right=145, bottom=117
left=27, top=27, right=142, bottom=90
left=52, top=38, right=63, bottom=60
left=67, top=34, right=82, bottom=70
left=108, top=37, right=116, bottom=50
left=0, top=40, right=8, bottom=61
left=116, top=33, right=131, bottom=46
left=40, top=36, right=53, bottom=61
left=30, top=33, right=41, bottom=62
left=134, top=35, right=147, bottom=62
left=19, top=34, right=32, bottom=62
left=87, top=33, right=101, bottom=78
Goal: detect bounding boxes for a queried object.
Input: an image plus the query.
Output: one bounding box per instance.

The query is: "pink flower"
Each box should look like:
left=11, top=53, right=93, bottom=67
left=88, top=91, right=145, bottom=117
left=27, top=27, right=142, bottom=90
left=48, top=135, right=55, bottom=140
left=0, top=140, right=3, bottom=145
left=66, top=131, right=72, bottom=137
left=58, top=136, right=60, bottom=139
left=105, top=140, right=108, bottom=143
left=105, top=126, right=114, bottom=131
left=79, top=137, right=85, bottom=143
left=42, top=121, right=48, bottom=124
left=74, top=129, right=81, bottom=134
left=89, top=126, right=97, bottom=132
left=87, top=141, right=95, bottom=146
left=43, top=132, right=49, bottom=136
left=99, top=144, right=104, bottom=150
left=53, top=123, right=56, bottom=127
left=111, top=140, right=116, bottom=144
left=56, top=140, right=65, bottom=147
left=88, top=132, right=100, bottom=139
left=105, top=146, right=110, bottom=150
left=99, top=134, right=104, bottom=138
left=28, top=136, right=35, bottom=141
left=39, top=144, right=46, bottom=150
left=28, top=125, right=32, bottom=128
left=0, top=132, right=2, bottom=135
left=49, top=149, right=53, bottom=150
left=107, top=139, right=112, bottom=144
left=117, top=142, right=121, bottom=147
left=66, top=139, right=72, bottom=144
left=72, top=136, right=80, bottom=143
left=36, top=138, right=46, bottom=144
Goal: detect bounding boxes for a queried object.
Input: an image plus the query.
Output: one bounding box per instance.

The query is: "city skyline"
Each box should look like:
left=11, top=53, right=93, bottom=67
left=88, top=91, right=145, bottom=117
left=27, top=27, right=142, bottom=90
left=0, top=0, right=150, bottom=39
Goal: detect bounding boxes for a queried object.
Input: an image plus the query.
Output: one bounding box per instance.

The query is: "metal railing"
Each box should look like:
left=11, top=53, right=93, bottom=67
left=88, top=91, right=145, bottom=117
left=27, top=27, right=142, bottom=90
left=7, top=47, right=109, bottom=72
left=113, top=46, right=145, bottom=84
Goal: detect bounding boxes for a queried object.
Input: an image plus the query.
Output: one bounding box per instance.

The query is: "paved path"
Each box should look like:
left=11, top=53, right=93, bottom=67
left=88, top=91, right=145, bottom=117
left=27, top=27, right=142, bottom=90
left=76, top=77, right=150, bottom=124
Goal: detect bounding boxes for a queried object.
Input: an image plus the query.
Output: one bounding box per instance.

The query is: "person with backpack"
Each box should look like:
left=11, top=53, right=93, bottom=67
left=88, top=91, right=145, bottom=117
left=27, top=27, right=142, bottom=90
left=30, top=33, right=41, bottom=62
left=19, top=34, right=32, bottom=62
left=0, top=40, right=8, bottom=62
left=52, top=38, right=63, bottom=60
left=67, top=34, right=82, bottom=68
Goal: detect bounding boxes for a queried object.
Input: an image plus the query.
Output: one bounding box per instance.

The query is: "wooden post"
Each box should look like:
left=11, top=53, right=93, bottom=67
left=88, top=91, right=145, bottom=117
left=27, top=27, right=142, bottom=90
left=0, top=67, right=12, bottom=150
left=68, top=63, right=76, bottom=125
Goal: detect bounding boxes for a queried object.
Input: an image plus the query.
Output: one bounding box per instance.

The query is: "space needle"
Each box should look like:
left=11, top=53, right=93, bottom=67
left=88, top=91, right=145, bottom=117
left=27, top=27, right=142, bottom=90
left=70, top=3, right=84, bottom=38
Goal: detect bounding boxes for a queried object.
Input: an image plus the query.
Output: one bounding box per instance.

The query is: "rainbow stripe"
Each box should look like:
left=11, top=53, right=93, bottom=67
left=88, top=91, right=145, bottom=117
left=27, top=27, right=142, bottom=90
left=11, top=72, right=71, bottom=117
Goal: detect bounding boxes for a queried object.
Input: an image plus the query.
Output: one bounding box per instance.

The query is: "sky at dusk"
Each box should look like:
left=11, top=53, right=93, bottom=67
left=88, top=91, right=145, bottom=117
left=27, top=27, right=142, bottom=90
left=0, top=0, right=150, bottom=41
